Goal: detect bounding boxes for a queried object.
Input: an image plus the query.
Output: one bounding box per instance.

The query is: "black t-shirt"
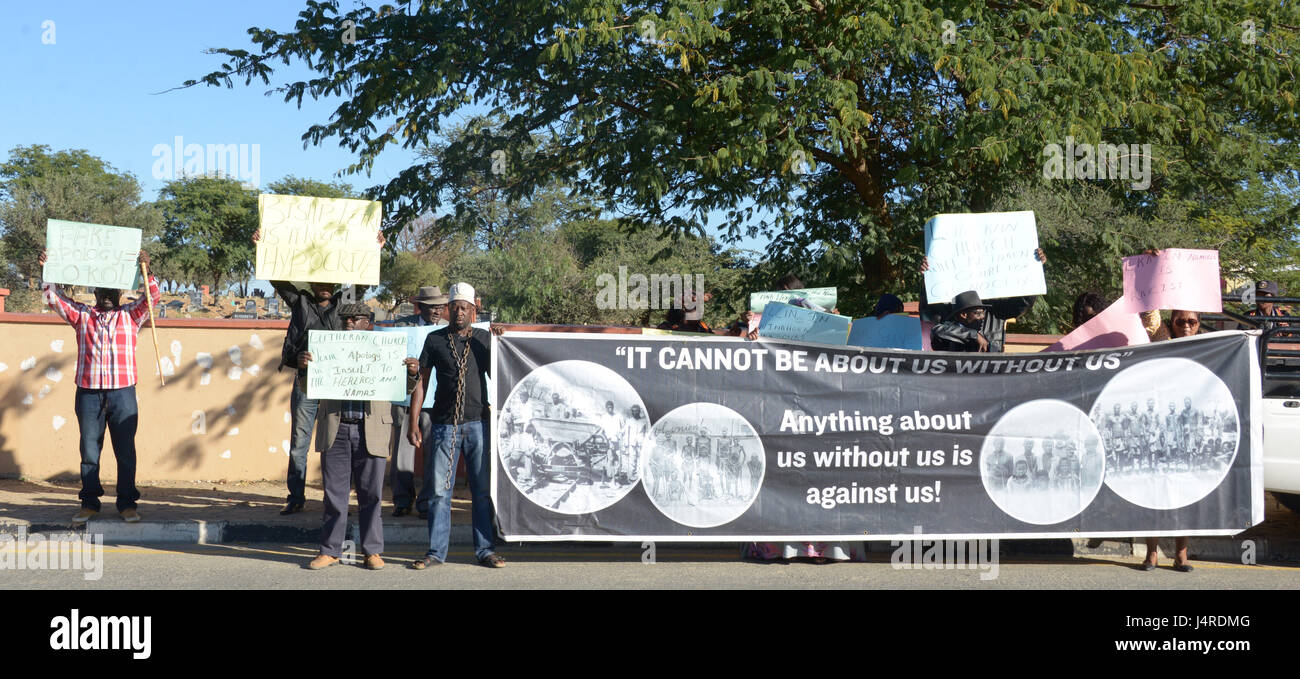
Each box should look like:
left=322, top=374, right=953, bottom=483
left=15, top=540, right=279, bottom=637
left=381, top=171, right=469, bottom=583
left=419, top=326, right=491, bottom=424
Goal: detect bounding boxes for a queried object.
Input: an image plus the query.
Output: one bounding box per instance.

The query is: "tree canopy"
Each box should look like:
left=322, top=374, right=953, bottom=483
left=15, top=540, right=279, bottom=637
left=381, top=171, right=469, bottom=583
left=188, top=0, right=1300, bottom=312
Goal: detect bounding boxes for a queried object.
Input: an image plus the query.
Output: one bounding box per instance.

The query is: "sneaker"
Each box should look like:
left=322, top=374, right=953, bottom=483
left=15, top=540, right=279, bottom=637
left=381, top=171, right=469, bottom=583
left=72, top=508, right=97, bottom=524
left=307, top=554, right=339, bottom=570
left=364, top=554, right=385, bottom=570
left=120, top=509, right=141, bottom=523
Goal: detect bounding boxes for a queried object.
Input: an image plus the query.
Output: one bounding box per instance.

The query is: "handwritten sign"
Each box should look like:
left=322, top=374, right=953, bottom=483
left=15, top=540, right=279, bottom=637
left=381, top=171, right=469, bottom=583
left=42, top=219, right=141, bottom=290
left=847, top=315, right=924, bottom=350
left=306, top=330, right=408, bottom=401
left=255, top=194, right=383, bottom=285
left=923, top=211, right=1045, bottom=302
left=1117, top=249, right=1222, bottom=314
left=378, top=324, right=444, bottom=407
left=756, top=302, right=851, bottom=345
left=1043, top=297, right=1150, bottom=352
left=749, top=287, right=837, bottom=313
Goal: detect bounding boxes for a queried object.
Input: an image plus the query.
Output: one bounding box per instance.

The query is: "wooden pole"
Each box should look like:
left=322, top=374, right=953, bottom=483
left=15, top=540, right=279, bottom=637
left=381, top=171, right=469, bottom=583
left=140, top=261, right=165, bottom=386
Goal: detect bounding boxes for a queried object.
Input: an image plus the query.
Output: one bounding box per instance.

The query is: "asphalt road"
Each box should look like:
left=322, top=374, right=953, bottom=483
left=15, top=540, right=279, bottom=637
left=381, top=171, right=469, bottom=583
left=5, top=542, right=1297, bottom=589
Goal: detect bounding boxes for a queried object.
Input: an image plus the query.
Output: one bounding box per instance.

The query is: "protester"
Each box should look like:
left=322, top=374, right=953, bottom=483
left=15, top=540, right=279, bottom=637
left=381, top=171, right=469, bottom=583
left=1246, top=280, right=1293, bottom=331
left=1071, top=291, right=1108, bottom=329
left=302, top=304, right=419, bottom=570
left=252, top=229, right=384, bottom=515
left=871, top=293, right=904, bottom=319
left=408, top=283, right=507, bottom=569
left=38, top=249, right=160, bottom=523
left=1139, top=309, right=1199, bottom=573
left=657, top=306, right=714, bottom=333
left=923, top=249, right=1047, bottom=352
left=389, top=285, right=448, bottom=519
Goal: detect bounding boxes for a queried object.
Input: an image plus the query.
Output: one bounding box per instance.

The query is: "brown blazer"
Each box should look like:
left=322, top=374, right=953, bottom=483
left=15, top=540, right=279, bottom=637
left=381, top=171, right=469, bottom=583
left=314, top=401, right=396, bottom=458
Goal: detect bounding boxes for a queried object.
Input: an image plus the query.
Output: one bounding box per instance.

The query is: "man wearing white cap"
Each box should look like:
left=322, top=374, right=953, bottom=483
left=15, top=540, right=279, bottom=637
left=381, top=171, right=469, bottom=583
left=408, top=282, right=507, bottom=568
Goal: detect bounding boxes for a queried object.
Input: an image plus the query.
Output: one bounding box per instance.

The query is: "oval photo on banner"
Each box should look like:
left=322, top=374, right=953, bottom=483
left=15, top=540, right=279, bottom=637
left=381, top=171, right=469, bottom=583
left=496, top=360, right=651, bottom=515
left=644, top=402, right=765, bottom=528
left=1089, top=357, right=1239, bottom=510
left=980, top=399, right=1106, bottom=525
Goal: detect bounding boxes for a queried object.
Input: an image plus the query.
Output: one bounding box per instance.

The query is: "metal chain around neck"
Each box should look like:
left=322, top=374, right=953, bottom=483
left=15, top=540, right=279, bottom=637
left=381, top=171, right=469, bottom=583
left=444, top=327, right=473, bottom=490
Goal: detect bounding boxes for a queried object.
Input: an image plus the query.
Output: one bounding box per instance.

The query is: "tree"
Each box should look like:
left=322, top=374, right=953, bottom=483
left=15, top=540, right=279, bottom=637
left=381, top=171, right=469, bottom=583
left=188, top=0, right=1299, bottom=312
left=266, top=175, right=357, bottom=199
left=375, top=250, right=444, bottom=312
left=156, top=176, right=258, bottom=294
left=0, top=145, right=162, bottom=304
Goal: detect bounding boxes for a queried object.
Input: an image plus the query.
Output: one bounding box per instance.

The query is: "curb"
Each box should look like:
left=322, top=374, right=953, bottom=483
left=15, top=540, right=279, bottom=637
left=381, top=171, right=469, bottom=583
left=2, top=522, right=1297, bottom=562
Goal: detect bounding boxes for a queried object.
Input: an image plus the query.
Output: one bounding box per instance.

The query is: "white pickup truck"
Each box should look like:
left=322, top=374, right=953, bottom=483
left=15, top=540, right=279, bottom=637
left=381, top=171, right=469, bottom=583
left=1254, top=308, right=1300, bottom=513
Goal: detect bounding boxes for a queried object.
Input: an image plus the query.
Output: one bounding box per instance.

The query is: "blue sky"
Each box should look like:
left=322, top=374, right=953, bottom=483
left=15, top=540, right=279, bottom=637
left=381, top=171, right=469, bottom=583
left=0, top=0, right=770, bottom=260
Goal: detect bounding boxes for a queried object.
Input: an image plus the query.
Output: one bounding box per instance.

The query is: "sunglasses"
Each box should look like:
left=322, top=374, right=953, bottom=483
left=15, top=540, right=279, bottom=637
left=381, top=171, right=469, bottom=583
left=1173, top=319, right=1200, bottom=326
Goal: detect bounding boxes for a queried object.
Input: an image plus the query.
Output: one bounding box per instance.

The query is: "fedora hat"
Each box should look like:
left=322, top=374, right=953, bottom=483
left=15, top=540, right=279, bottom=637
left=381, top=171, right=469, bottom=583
left=950, top=290, right=991, bottom=315
left=410, top=286, right=449, bottom=305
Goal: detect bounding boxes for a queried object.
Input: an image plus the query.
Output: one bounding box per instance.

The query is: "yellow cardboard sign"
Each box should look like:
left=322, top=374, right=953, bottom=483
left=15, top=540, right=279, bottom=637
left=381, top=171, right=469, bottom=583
left=255, top=194, right=383, bottom=285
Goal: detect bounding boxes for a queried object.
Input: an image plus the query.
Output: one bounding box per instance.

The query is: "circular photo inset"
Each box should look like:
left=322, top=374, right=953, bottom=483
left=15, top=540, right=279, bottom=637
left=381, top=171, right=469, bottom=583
left=1090, top=357, right=1239, bottom=510
left=496, top=361, right=651, bottom=515
left=644, top=403, right=764, bottom=528
left=981, top=399, right=1106, bottom=525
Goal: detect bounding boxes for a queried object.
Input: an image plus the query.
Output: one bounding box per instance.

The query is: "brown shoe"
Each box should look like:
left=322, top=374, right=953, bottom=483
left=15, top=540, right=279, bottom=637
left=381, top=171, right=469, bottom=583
left=364, top=554, right=385, bottom=570
left=72, top=508, right=97, bottom=524
left=307, top=554, right=340, bottom=570
left=120, top=509, right=141, bottom=523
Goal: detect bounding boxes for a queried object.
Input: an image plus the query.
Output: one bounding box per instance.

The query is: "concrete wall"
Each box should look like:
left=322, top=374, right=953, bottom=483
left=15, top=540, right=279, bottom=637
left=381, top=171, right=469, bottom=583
left=0, top=312, right=1059, bottom=482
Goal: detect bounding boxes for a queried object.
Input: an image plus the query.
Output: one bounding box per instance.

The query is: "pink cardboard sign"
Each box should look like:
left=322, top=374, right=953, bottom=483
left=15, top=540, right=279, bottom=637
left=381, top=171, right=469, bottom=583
left=1118, top=249, right=1222, bottom=313
left=1042, top=297, right=1150, bottom=352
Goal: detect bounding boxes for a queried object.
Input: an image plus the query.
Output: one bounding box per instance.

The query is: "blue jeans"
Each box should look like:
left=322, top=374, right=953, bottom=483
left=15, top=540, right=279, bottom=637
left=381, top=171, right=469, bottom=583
left=424, top=419, right=496, bottom=562
left=287, top=376, right=320, bottom=505
left=74, top=386, right=140, bottom=512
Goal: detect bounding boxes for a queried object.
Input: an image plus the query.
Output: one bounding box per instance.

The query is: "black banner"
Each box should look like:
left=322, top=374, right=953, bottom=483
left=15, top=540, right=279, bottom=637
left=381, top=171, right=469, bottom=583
left=491, top=331, right=1262, bottom=540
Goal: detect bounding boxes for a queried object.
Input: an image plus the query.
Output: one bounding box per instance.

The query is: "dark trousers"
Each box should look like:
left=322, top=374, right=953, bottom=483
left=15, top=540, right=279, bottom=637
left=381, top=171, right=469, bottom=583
left=390, top=406, right=434, bottom=511
left=74, top=386, right=141, bottom=512
left=320, top=422, right=386, bottom=558
left=287, top=376, right=320, bottom=505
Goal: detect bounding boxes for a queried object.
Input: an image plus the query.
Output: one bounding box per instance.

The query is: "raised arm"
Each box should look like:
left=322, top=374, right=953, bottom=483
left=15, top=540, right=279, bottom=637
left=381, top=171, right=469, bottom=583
left=37, top=250, right=84, bottom=325
left=253, top=230, right=302, bottom=305
left=124, top=250, right=162, bottom=326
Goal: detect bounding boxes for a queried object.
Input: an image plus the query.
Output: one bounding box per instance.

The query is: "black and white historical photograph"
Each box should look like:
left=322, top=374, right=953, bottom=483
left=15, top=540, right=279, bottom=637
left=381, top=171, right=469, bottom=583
left=643, top=402, right=765, bottom=528
left=1090, top=357, right=1240, bottom=510
left=981, top=400, right=1106, bottom=525
left=496, top=360, right=652, bottom=514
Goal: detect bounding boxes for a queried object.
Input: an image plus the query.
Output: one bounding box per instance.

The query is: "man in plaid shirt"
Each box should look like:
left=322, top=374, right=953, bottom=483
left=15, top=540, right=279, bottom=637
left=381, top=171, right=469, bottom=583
left=38, top=248, right=160, bottom=524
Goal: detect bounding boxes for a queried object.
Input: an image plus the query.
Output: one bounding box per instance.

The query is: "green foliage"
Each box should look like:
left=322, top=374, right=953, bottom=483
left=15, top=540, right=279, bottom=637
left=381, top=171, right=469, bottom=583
left=189, top=0, right=1300, bottom=308
left=266, top=176, right=358, bottom=199
left=0, top=145, right=162, bottom=286
left=376, top=250, right=443, bottom=311
left=156, top=176, right=258, bottom=292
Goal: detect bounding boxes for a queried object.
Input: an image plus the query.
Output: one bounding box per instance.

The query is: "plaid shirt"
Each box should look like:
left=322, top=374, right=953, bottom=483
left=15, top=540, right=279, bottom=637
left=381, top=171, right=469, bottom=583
left=43, top=278, right=161, bottom=389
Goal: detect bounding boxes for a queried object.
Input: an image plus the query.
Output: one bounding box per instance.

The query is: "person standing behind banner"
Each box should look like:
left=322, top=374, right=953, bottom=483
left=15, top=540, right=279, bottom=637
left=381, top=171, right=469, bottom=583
left=38, top=249, right=160, bottom=524
left=252, top=228, right=384, bottom=516
left=1138, top=309, right=1200, bottom=573
left=303, top=305, right=419, bottom=570
left=389, top=286, right=448, bottom=519
left=407, top=283, right=507, bottom=569
left=1071, top=291, right=1109, bottom=330
left=922, top=249, right=1048, bottom=352
left=1246, top=281, right=1293, bottom=332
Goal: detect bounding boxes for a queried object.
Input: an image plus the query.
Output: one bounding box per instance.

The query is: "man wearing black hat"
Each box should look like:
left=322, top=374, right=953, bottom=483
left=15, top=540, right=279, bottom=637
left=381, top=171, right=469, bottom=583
left=388, top=285, right=449, bottom=518
left=1246, top=280, right=1292, bottom=332
left=924, top=249, right=1047, bottom=352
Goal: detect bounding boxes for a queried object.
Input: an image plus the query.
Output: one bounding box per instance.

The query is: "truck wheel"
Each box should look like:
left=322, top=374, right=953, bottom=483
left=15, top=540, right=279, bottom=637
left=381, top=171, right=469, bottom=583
left=1275, top=493, right=1300, bottom=515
